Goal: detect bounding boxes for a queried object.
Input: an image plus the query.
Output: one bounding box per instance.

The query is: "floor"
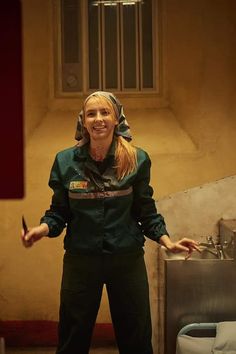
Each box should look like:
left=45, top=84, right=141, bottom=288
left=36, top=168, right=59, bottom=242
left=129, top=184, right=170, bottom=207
left=6, top=347, right=118, bottom=354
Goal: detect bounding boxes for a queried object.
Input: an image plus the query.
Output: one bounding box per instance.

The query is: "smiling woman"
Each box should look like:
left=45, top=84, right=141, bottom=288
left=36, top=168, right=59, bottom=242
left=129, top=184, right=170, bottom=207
left=21, top=91, right=199, bottom=354
left=77, top=91, right=138, bottom=179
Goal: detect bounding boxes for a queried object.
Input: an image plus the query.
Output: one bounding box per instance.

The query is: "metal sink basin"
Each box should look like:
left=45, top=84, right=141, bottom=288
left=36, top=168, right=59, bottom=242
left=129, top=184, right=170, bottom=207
left=162, top=225, right=236, bottom=354
left=162, top=222, right=236, bottom=354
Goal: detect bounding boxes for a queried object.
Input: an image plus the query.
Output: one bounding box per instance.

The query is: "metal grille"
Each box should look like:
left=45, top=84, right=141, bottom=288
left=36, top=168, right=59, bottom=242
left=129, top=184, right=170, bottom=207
left=61, top=0, right=156, bottom=93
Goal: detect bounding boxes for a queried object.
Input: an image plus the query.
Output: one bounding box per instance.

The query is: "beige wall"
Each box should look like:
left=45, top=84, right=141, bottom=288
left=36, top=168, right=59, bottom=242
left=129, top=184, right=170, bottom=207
left=166, top=0, right=236, bottom=143
left=0, top=1, right=236, bottom=353
left=22, top=0, right=50, bottom=137
left=163, top=0, right=236, bottom=189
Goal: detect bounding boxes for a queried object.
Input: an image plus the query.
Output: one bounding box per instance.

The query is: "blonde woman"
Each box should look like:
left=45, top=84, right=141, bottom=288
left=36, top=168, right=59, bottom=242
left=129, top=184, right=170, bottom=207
left=22, top=91, right=199, bottom=354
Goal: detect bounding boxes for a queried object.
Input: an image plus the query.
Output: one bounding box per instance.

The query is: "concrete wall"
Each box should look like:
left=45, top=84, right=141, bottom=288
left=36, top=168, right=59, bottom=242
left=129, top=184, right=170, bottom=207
left=22, top=0, right=50, bottom=137
left=164, top=0, right=236, bottom=185
left=0, top=1, right=236, bottom=353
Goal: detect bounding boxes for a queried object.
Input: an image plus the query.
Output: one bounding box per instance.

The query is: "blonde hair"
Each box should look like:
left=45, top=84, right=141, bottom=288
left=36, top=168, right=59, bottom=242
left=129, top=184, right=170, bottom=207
left=84, top=94, right=137, bottom=180
left=115, top=136, right=137, bottom=180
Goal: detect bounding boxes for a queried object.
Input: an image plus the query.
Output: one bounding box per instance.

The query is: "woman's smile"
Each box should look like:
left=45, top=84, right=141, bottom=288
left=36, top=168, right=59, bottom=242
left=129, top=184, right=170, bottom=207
left=93, top=125, right=106, bottom=131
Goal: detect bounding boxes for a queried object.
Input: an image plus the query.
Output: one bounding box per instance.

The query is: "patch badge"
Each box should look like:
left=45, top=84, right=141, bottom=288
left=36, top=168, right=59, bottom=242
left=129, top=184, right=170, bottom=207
left=70, top=181, right=88, bottom=190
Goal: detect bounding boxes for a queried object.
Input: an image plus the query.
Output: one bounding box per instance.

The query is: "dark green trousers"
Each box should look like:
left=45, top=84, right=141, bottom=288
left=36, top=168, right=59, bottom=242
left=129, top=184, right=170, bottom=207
left=56, top=251, right=153, bottom=354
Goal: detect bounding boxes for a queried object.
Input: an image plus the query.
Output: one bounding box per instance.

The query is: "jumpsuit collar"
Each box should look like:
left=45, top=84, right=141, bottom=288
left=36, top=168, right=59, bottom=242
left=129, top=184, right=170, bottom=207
left=73, top=137, right=116, bottom=162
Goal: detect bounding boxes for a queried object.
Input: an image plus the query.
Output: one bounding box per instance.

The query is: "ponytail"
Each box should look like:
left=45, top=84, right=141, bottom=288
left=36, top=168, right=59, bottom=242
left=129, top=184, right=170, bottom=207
left=115, top=136, right=137, bottom=180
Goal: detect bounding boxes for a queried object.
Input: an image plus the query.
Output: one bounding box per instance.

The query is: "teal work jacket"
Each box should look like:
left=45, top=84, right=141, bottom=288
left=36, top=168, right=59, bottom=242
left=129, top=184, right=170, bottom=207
left=40, top=140, right=169, bottom=254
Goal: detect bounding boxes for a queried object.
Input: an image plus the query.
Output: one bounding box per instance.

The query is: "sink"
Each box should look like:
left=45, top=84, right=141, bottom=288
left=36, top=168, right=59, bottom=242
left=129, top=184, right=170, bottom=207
left=162, top=222, right=236, bottom=354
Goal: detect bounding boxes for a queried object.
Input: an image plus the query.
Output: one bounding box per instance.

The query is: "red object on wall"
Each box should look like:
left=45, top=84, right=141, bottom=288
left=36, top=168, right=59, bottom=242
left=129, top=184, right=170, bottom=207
left=0, top=0, right=24, bottom=198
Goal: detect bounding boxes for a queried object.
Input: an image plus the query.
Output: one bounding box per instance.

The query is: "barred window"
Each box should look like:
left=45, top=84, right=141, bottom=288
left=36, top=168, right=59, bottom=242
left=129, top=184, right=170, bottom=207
left=58, top=0, right=159, bottom=94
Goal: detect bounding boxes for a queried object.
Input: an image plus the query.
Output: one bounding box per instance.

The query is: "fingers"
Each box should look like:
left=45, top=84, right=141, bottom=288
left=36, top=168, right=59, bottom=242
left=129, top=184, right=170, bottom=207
left=176, top=238, right=201, bottom=260
left=185, top=249, right=193, bottom=260
left=179, top=237, right=199, bottom=246
left=192, top=244, right=201, bottom=253
left=178, top=238, right=201, bottom=252
left=170, top=238, right=201, bottom=259
left=174, top=243, right=190, bottom=252
left=21, top=228, right=34, bottom=248
left=21, top=225, right=47, bottom=248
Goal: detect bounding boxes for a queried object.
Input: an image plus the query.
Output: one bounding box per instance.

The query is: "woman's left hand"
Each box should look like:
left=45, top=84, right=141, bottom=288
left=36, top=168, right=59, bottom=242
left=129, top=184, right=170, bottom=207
left=159, top=235, right=201, bottom=259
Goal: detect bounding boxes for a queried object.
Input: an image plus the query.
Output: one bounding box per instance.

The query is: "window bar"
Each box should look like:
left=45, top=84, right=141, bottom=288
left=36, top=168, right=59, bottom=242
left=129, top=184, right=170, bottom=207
left=87, top=0, right=102, bottom=91
left=120, top=3, right=124, bottom=91
left=98, top=2, right=102, bottom=90
left=101, top=2, right=105, bottom=90
left=82, top=0, right=88, bottom=93
left=138, top=0, right=143, bottom=90
left=152, top=0, right=157, bottom=91
left=141, top=0, right=154, bottom=90
left=135, top=2, right=140, bottom=91
left=121, top=2, right=139, bottom=91
left=103, top=2, right=119, bottom=90
left=150, top=0, right=155, bottom=90
left=117, top=4, right=121, bottom=91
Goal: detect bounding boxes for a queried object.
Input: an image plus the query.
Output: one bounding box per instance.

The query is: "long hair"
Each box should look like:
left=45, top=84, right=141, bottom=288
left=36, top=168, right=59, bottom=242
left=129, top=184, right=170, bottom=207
left=115, top=136, right=137, bottom=180
left=83, top=94, right=137, bottom=180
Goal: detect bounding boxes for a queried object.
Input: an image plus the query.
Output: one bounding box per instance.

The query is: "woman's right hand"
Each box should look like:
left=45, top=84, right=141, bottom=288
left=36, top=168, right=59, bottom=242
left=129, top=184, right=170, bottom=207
left=21, top=223, right=49, bottom=248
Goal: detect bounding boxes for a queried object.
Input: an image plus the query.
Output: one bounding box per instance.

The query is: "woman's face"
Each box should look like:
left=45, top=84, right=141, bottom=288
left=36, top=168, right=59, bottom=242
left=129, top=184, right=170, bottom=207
left=83, top=96, right=118, bottom=142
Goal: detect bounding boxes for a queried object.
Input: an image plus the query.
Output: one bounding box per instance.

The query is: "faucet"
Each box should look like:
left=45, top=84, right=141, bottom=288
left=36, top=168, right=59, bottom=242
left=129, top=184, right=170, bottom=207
left=199, top=236, right=225, bottom=259
left=199, top=236, right=216, bottom=249
left=215, top=244, right=224, bottom=260
left=221, top=237, right=234, bottom=259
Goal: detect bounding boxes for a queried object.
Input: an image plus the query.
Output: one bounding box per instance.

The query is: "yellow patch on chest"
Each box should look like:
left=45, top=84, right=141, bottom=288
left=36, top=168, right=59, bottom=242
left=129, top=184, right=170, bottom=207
left=70, top=181, right=88, bottom=190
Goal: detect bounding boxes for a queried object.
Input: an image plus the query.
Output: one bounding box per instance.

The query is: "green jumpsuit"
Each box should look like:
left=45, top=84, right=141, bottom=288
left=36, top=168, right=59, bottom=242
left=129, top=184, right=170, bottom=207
left=40, top=137, right=168, bottom=354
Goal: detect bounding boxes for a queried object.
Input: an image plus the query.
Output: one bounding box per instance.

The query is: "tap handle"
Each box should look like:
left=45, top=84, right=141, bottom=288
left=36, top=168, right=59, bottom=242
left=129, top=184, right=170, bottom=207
left=206, top=236, right=214, bottom=245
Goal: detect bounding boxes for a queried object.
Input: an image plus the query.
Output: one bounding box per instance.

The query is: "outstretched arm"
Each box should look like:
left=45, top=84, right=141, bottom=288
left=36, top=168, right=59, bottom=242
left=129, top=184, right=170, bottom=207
left=21, top=154, right=70, bottom=248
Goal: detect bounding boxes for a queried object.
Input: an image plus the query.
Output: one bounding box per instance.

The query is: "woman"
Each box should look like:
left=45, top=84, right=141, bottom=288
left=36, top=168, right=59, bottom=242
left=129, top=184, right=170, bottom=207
left=22, top=91, right=199, bottom=354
